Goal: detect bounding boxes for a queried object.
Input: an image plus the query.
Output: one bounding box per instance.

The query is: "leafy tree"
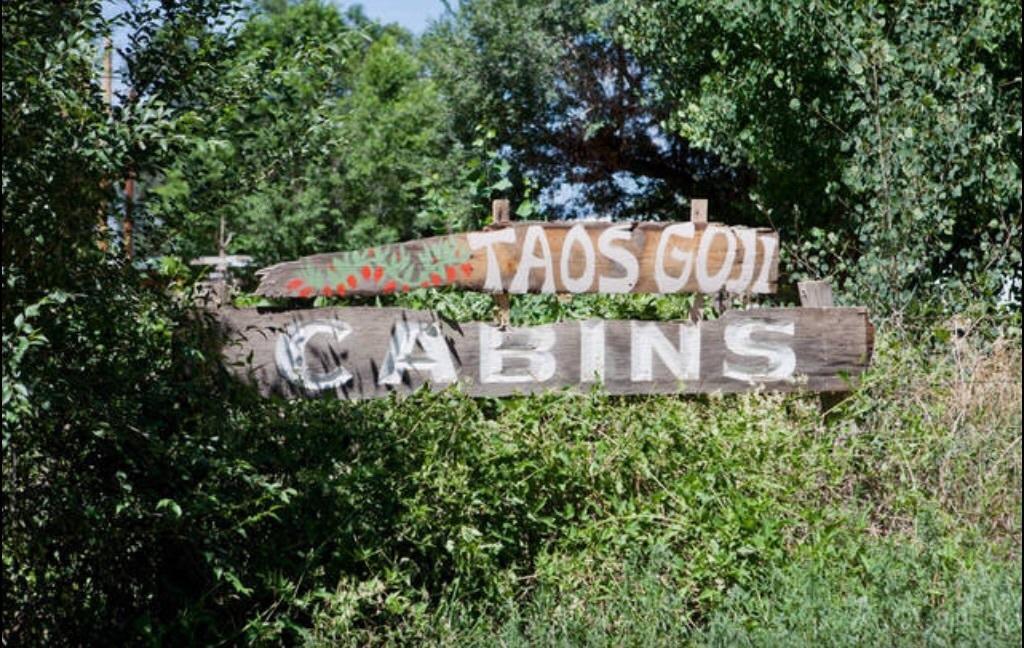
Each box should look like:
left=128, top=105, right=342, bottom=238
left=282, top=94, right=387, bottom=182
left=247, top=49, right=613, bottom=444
left=423, top=0, right=755, bottom=221
left=143, top=0, right=498, bottom=266
left=617, top=0, right=1022, bottom=312
left=2, top=2, right=282, bottom=643
left=2, top=1, right=111, bottom=290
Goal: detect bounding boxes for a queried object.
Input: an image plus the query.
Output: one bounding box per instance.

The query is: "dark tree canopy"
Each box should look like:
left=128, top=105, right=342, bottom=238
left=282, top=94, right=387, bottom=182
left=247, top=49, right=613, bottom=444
left=424, top=0, right=757, bottom=222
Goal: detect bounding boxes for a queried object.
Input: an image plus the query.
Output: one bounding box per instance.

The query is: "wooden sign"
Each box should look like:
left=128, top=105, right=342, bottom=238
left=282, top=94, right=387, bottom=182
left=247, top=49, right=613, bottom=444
left=255, top=221, right=779, bottom=298
left=217, top=306, right=872, bottom=399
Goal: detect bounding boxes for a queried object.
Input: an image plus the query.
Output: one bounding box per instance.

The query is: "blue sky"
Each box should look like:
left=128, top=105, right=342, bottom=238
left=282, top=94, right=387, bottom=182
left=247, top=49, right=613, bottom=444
left=348, top=0, right=447, bottom=33
left=104, top=1, right=448, bottom=35
left=101, top=1, right=448, bottom=92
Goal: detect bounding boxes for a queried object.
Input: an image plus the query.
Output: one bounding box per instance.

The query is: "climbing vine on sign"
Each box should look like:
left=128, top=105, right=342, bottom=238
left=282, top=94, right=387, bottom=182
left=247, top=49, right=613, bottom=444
left=285, top=235, right=473, bottom=297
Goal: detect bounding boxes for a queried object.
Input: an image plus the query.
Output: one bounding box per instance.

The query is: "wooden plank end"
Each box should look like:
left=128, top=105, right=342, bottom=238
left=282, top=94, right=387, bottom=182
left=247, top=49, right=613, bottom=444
left=798, top=280, right=834, bottom=308
left=690, top=199, right=709, bottom=225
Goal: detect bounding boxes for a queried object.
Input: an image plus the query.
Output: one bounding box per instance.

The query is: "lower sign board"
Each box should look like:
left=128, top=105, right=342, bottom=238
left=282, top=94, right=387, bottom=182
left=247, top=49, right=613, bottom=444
left=218, top=307, right=873, bottom=399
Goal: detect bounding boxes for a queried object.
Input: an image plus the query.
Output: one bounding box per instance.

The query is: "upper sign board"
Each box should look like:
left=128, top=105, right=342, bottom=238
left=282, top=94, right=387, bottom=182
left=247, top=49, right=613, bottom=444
left=255, top=221, right=779, bottom=298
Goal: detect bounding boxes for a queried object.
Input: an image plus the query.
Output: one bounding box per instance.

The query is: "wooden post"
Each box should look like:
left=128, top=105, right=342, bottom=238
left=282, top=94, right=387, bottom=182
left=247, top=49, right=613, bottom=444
left=123, top=172, right=135, bottom=260
left=191, top=217, right=252, bottom=307
left=492, top=199, right=512, bottom=327
left=798, top=280, right=844, bottom=412
left=690, top=198, right=708, bottom=226
left=97, top=38, right=114, bottom=252
left=689, top=199, right=708, bottom=322
left=492, top=198, right=511, bottom=226
left=121, top=85, right=138, bottom=260
left=102, top=37, right=113, bottom=111
left=798, top=280, right=834, bottom=308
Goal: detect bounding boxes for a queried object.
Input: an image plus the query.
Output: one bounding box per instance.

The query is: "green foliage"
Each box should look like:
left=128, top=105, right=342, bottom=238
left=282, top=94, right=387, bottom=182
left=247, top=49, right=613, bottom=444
left=391, top=289, right=705, bottom=326
left=2, top=1, right=112, bottom=287
left=214, top=325, right=1016, bottom=645
left=3, top=0, right=1020, bottom=645
left=2, top=2, right=294, bottom=643
left=423, top=0, right=753, bottom=221
left=391, top=543, right=1020, bottom=647
left=617, top=0, right=1022, bottom=314
left=2, top=270, right=293, bottom=644
left=143, top=0, right=499, bottom=266
left=698, top=546, right=1022, bottom=647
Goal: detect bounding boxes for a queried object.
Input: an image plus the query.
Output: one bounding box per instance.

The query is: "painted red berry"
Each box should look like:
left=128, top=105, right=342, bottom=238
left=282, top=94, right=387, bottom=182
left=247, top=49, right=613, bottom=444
left=361, top=265, right=372, bottom=280
left=347, top=275, right=358, bottom=289
left=321, top=285, right=333, bottom=296
left=461, top=262, right=474, bottom=277
left=420, top=281, right=430, bottom=288
left=335, top=283, right=347, bottom=296
left=402, top=284, right=410, bottom=292
left=430, top=272, right=442, bottom=286
left=445, top=265, right=457, bottom=282
left=374, top=266, right=384, bottom=282
left=299, top=286, right=314, bottom=298
left=382, top=280, right=397, bottom=294
left=286, top=278, right=305, bottom=292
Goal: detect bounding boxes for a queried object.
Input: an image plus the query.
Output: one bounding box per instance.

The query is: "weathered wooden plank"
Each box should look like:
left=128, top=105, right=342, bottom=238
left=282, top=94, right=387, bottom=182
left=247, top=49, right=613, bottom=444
left=690, top=199, right=709, bottom=225
left=492, top=198, right=511, bottom=225
left=217, top=306, right=872, bottom=399
left=191, top=254, right=254, bottom=268
left=254, top=221, right=779, bottom=298
left=798, top=280, right=834, bottom=308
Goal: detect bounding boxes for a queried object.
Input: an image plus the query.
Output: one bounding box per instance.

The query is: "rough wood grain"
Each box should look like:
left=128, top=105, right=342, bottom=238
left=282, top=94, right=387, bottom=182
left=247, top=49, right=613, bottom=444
left=690, top=199, right=708, bottom=224
left=191, top=255, right=253, bottom=269
left=255, top=221, right=779, bottom=298
left=217, top=306, right=872, bottom=399
left=798, top=280, right=834, bottom=308
left=492, top=198, right=511, bottom=225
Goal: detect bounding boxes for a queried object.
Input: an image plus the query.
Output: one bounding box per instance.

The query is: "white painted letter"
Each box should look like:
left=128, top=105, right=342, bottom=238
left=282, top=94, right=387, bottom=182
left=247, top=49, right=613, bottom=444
left=378, top=321, right=457, bottom=386
left=723, top=319, right=796, bottom=383
left=275, top=319, right=353, bottom=393
left=468, top=228, right=517, bottom=291
left=598, top=224, right=639, bottom=293
left=509, top=225, right=556, bottom=293
left=580, top=320, right=605, bottom=382
left=696, top=225, right=737, bottom=292
left=654, top=223, right=696, bottom=292
left=726, top=228, right=758, bottom=293
left=630, top=322, right=700, bottom=382
left=750, top=233, right=778, bottom=293
left=560, top=224, right=596, bottom=293
left=480, top=325, right=556, bottom=383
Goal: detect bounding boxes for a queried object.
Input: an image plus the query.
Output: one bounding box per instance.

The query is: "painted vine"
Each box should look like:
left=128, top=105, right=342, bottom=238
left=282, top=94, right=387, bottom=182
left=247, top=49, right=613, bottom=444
left=285, top=236, right=474, bottom=297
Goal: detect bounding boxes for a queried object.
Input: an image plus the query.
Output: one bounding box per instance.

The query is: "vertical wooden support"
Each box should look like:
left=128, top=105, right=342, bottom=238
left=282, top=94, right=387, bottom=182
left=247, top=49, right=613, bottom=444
left=102, top=37, right=113, bottom=110
left=492, top=198, right=511, bottom=226
left=121, top=87, right=138, bottom=260
left=191, top=217, right=252, bottom=308
left=689, top=199, right=708, bottom=322
left=798, top=281, right=834, bottom=308
left=798, top=280, right=843, bottom=412
left=492, top=199, right=512, bottom=327
left=123, top=172, right=135, bottom=260
left=97, top=38, right=114, bottom=252
left=690, top=198, right=708, bottom=226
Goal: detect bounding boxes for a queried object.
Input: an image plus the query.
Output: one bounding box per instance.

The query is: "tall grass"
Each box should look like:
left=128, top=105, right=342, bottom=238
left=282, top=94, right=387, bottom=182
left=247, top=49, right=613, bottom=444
left=279, top=320, right=1022, bottom=646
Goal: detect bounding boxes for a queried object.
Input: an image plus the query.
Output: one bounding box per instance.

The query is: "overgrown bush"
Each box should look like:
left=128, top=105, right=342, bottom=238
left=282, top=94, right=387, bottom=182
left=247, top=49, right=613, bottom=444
left=3, top=1, right=1020, bottom=645
left=618, top=0, right=1022, bottom=315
